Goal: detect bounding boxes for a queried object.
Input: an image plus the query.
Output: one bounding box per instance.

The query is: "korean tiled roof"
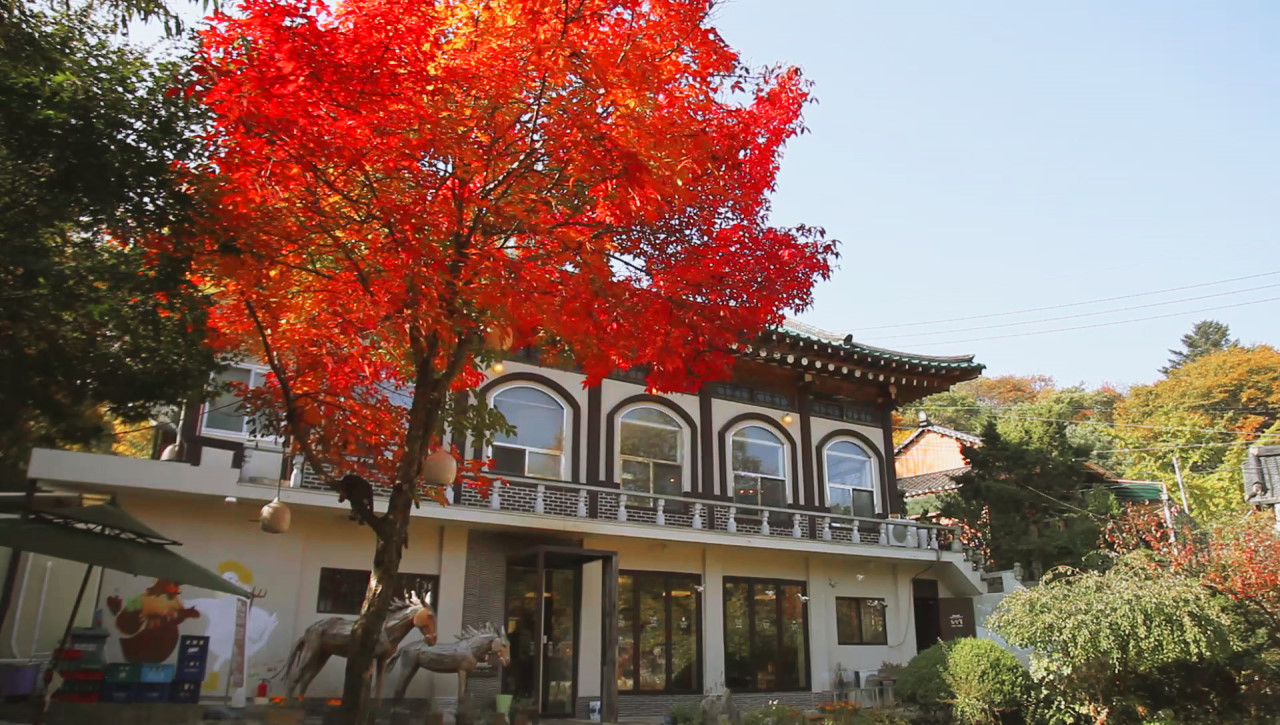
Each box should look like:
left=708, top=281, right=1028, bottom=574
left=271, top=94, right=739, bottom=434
left=1244, top=446, right=1280, bottom=505
left=898, top=467, right=970, bottom=499
left=777, top=320, right=985, bottom=373
left=894, top=424, right=983, bottom=455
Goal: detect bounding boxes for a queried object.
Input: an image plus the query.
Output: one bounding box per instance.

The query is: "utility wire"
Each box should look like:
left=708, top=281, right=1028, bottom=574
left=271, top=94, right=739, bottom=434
left=869, top=282, right=1280, bottom=342
left=904, top=296, right=1280, bottom=348
left=834, top=270, right=1280, bottom=333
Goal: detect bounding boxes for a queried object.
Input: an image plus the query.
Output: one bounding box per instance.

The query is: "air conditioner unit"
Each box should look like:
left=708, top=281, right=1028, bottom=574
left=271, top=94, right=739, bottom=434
left=885, top=522, right=913, bottom=547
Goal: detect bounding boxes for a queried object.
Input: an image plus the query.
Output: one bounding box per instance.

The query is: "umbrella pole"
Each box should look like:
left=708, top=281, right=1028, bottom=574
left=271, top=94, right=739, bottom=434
left=34, top=564, right=92, bottom=725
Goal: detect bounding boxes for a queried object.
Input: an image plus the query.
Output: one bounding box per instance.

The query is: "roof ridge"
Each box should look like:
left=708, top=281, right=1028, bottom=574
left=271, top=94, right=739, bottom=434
left=776, top=319, right=983, bottom=367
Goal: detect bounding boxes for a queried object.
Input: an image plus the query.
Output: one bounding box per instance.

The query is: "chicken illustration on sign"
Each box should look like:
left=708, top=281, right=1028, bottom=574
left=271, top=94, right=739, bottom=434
left=185, top=561, right=279, bottom=692
left=106, top=579, right=200, bottom=663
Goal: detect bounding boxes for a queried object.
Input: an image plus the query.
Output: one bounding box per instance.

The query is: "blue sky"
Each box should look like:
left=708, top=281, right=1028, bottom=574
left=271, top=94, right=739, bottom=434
left=711, top=0, right=1279, bottom=389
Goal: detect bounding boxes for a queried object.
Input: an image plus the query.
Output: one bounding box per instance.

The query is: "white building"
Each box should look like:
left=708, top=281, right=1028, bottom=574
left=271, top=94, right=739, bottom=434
left=9, top=322, right=987, bottom=717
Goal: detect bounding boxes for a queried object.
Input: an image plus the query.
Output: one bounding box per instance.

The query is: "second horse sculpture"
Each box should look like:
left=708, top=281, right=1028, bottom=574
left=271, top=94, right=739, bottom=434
left=285, top=591, right=437, bottom=709
left=388, top=623, right=511, bottom=704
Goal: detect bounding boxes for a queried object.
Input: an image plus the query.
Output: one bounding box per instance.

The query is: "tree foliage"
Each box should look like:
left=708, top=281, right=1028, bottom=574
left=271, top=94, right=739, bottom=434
left=989, top=557, right=1238, bottom=724
left=0, top=2, right=218, bottom=484
left=1161, top=319, right=1238, bottom=376
left=1113, top=344, right=1280, bottom=520
left=177, top=0, right=835, bottom=718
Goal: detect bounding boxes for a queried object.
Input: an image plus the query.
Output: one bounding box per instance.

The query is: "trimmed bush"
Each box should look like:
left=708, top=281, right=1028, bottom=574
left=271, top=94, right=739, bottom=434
left=943, top=638, right=1028, bottom=725
left=895, top=642, right=950, bottom=713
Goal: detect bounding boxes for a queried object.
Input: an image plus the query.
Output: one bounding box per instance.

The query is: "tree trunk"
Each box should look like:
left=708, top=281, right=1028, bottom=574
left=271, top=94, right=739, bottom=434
left=340, top=485, right=412, bottom=724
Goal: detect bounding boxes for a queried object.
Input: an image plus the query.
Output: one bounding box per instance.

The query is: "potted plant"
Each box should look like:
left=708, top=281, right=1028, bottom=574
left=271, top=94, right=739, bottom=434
left=511, top=697, right=536, bottom=725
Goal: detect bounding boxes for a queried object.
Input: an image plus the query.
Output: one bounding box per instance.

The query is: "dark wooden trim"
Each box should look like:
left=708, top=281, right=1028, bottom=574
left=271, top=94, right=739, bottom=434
left=616, top=569, right=704, bottom=696
left=880, top=401, right=901, bottom=516
left=601, top=554, right=620, bottom=723
left=603, top=395, right=699, bottom=491
left=717, top=413, right=799, bottom=503
left=814, top=428, right=888, bottom=514
left=834, top=596, right=890, bottom=646
left=698, top=389, right=714, bottom=497
left=587, top=387, right=603, bottom=486
left=475, top=373, right=583, bottom=483
left=797, top=383, right=816, bottom=507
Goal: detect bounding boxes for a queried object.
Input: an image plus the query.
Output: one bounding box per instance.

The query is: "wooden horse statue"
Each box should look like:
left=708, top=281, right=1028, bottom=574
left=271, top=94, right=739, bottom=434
left=284, top=591, right=437, bottom=709
left=387, top=623, right=511, bottom=704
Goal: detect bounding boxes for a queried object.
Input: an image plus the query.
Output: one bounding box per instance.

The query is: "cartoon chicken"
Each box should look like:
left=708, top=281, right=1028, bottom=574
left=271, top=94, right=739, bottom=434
left=106, top=579, right=200, bottom=663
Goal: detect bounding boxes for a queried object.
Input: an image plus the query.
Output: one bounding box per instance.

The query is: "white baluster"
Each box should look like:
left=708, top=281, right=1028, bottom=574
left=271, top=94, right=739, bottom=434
left=760, top=511, right=770, bottom=536
left=289, top=455, right=304, bottom=488
left=577, top=490, right=588, bottom=518
left=534, top=484, right=545, bottom=514
left=792, top=515, right=802, bottom=538
left=878, top=523, right=888, bottom=546
left=852, top=520, right=860, bottom=543
left=929, top=529, right=939, bottom=550
left=489, top=486, right=501, bottom=510
left=656, top=499, right=666, bottom=526
left=445, top=485, right=455, bottom=505
left=692, top=503, right=704, bottom=530
left=617, top=494, right=628, bottom=522
left=950, top=536, right=962, bottom=553
left=727, top=506, right=738, bottom=533
left=918, top=526, right=928, bottom=548
left=822, top=517, right=832, bottom=541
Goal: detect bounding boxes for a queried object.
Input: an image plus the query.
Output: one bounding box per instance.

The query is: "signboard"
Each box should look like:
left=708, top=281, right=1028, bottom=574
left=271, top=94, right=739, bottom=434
left=230, top=598, right=248, bottom=689
left=937, top=597, right=976, bottom=641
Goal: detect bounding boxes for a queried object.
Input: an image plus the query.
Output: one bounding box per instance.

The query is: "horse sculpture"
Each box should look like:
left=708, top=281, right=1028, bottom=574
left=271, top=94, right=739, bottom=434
left=284, top=591, right=437, bottom=710
left=387, top=623, right=510, bottom=705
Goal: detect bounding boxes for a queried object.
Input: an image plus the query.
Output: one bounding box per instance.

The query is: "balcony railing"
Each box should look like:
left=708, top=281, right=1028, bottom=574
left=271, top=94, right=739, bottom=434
left=296, top=467, right=966, bottom=555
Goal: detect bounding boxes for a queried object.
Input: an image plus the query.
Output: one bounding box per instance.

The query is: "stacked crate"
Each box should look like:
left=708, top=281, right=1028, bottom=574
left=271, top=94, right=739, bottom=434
left=101, top=663, right=174, bottom=703
left=169, top=635, right=209, bottom=704
left=51, top=649, right=103, bottom=704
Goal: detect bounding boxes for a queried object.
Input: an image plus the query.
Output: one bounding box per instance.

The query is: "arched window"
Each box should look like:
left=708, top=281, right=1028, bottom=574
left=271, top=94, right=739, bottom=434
left=730, top=425, right=789, bottom=508
left=825, top=439, right=878, bottom=518
left=490, top=385, right=567, bottom=479
left=618, top=406, right=686, bottom=497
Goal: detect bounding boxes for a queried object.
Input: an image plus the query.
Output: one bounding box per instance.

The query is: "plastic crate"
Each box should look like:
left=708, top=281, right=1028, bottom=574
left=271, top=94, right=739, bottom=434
left=51, top=691, right=99, bottom=703
left=100, top=683, right=133, bottom=703
left=168, top=679, right=201, bottom=704
left=52, top=649, right=83, bottom=662
left=59, top=669, right=104, bottom=683
left=178, top=636, right=209, bottom=658
left=134, top=683, right=169, bottom=703
left=138, top=663, right=174, bottom=683
left=104, top=663, right=140, bottom=683
left=174, top=655, right=206, bottom=682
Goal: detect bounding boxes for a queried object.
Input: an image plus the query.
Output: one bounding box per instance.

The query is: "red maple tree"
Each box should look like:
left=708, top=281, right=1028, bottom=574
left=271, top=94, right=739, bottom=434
left=171, top=0, right=836, bottom=718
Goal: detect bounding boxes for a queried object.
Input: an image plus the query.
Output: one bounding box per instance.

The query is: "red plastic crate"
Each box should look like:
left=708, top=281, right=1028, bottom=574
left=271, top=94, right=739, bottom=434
left=51, top=691, right=100, bottom=704
left=52, top=649, right=83, bottom=661
left=60, top=669, right=104, bottom=682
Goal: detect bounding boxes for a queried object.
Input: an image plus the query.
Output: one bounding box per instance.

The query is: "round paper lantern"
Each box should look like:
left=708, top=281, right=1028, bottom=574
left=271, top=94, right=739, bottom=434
left=259, top=497, right=291, bottom=534
left=423, top=450, right=458, bottom=487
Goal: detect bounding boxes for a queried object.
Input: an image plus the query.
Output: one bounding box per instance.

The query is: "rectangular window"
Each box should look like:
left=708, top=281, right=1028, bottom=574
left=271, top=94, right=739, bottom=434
left=835, top=597, right=888, bottom=645
left=617, top=571, right=701, bottom=693
left=723, top=577, right=808, bottom=692
left=316, top=567, right=438, bottom=615
left=203, top=366, right=275, bottom=437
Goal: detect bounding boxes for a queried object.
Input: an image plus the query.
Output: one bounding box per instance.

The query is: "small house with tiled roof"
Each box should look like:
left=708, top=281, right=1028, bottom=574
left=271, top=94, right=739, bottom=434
left=1245, top=446, right=1280, bottom=527
left=893, top=415, right=982, bottom=514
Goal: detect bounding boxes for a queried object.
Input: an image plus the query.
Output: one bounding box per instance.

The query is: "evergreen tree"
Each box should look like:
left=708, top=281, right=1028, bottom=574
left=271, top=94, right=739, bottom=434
left=1162, top=319, right=1238, bottom=375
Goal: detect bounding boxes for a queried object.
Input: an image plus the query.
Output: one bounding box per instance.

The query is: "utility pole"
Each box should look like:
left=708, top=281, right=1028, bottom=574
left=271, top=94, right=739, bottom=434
left=1171, top=456, right=1192, bottom=514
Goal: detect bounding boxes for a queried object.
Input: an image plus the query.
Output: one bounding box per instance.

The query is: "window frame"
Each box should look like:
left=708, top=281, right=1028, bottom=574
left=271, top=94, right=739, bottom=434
left=728, top=423, right=791, bottom=508
left=616, top=570, right=703, bottom=695
left=823, top=438, right=880, bottom=517
left=721, top=575, right=810, bottom=693
left=834, top=596, right=889, bottom=646
left=486, top=383, right=570, bottom=481
left=200, top=363, right=282, bottom=445
left=615, top=404, right=691, bottom=496
left=316, top=567, right=438, bottom=615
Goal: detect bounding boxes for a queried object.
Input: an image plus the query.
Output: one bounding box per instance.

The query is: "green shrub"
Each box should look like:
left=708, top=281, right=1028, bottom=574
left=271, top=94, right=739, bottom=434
left=942, top=638, right=1028, bottom=724
left=895, top=642, right=950, bottom=713
left=743, top=703, right=805, bottom=725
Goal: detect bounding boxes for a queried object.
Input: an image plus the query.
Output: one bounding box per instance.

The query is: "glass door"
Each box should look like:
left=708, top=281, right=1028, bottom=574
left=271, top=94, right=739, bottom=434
left=503, top=566, right=579, bottom=717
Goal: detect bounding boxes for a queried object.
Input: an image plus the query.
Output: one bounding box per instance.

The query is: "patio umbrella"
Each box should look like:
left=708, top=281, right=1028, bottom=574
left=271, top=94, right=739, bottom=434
left=0, top=502, right=246, bottom=721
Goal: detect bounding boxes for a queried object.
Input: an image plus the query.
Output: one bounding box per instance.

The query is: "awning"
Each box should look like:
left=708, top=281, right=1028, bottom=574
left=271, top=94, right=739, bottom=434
left=0, top=504, right=246, bottom=598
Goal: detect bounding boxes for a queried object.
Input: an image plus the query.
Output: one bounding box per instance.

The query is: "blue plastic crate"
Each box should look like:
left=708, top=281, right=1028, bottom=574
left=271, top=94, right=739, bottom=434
left=178, top=636, right=209, bottom=658
left=104, top=663, right=140, bottom=683
left=169, top=680, right=201, bottom=704
left=138, top=663, right=174, bottom=683
left=100, top=682, right=133, bottom=703
left=133, top=683, right=169, bottom=703
left=174, top=655, right=206, bottom=682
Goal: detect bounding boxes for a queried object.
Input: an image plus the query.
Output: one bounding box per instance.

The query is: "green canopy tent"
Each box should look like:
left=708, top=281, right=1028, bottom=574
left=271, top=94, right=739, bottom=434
left=0, top=502, right=246, bottom=720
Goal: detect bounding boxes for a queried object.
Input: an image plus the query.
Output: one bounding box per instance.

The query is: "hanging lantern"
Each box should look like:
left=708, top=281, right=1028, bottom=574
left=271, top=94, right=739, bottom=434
left=483, top=325, right=514, bottom=352
left=423, top=450, right=458, bottom=487
left=259, top=497, right=291, bottom=534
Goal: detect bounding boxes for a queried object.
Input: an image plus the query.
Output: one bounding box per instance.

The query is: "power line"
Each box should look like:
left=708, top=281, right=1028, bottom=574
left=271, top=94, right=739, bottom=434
left=903, top=296, right=1280, bottom=348
left=869, top=282, right=1280, bottom=342
left=833, top=269, right=1280, bottom=333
